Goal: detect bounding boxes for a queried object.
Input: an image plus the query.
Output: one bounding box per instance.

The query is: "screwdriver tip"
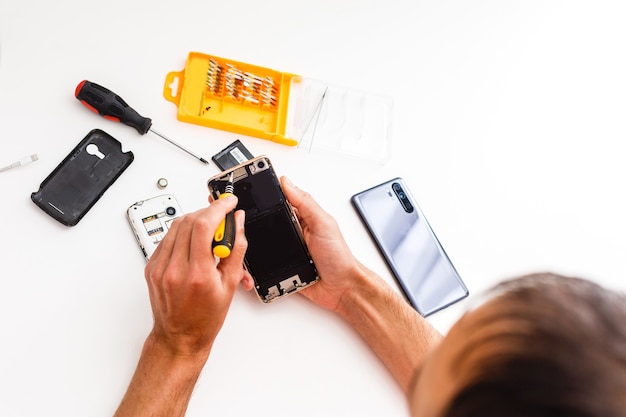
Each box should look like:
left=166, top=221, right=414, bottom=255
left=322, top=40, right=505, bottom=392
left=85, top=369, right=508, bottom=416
left=200, top=157, right=210, bottom=165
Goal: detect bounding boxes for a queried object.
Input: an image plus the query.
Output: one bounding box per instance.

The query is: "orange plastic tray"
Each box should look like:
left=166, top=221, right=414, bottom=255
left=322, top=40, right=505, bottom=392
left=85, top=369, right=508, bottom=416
left=164, top=52, right=300, bottom=146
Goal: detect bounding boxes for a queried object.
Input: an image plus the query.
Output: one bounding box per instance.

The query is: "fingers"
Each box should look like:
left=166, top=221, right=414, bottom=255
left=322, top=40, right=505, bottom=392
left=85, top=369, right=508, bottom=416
left=217, top=209, right=249, bottom=289
left=145, top=195, right=250, bottom=306
left=281, top=176, right=332, bottom=231
left=148, top=213, right=181, bottom=264
left=145, top=214, right=183, bottom=295
left=146, top=196, right=239, bottom=277
left=187, top=196, right=239, bottom=266
left=241, top=271, right=255, bottom=291
left=281, top=176, right=307, bottom=208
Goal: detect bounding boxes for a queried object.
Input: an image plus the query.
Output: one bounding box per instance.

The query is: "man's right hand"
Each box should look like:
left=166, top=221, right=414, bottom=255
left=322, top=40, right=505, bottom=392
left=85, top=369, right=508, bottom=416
left=144, top=195, right=249, bottom=357
left=114, top=196, right=250, bottom=417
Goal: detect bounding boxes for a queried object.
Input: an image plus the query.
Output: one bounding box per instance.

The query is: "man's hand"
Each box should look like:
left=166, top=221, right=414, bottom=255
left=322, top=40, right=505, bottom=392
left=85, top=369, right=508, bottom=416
left=114, top=196, right=251, bottom=417
left=280, top=176, right=368, bottom=312
left=145, top=195, right=250, bottom=357
left=281, top=177, right=442, bottom=393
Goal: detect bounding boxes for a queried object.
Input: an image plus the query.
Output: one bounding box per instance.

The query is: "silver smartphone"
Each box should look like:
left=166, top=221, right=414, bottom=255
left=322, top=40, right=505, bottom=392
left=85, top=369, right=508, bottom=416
left=127, top=194, right=183, bottom=261
left=351, top=178, right=468, bottom=316
left=207, top=155, right=319, bottom=303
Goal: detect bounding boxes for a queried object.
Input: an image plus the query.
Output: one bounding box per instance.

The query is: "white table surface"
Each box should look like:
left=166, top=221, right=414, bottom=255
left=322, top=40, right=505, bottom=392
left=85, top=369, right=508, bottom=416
left=1, top=1, right=625, bottom=416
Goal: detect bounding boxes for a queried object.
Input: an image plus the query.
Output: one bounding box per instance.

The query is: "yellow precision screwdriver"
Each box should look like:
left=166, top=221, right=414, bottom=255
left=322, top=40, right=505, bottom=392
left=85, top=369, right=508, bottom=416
left=212, top=172, right=236, bottom=258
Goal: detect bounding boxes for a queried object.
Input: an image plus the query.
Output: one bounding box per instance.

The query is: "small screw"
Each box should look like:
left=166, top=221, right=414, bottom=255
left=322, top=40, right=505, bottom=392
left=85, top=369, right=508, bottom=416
left=157, top=178, right=168, bottom=189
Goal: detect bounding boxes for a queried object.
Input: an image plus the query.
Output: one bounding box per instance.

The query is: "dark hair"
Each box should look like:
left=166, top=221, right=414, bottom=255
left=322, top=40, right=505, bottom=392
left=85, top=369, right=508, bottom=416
left=441, top=273, right=626, bottom=417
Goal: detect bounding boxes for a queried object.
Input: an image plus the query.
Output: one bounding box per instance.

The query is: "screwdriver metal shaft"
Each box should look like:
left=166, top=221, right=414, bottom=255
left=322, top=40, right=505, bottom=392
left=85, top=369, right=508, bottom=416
left=149, top=128, right=209, bottom=164
left=75, top=80, right=209, bottom=165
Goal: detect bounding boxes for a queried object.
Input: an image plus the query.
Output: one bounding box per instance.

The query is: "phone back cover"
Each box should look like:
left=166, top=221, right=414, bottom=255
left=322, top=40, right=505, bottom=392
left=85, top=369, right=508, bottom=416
left=31, top=129, right=134, bottom=226
left=352, top=178, right=468, bottom=316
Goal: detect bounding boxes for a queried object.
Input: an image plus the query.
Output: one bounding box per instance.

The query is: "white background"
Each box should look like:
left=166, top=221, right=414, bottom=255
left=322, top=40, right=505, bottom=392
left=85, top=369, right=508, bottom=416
left=1, top=1, right=625, bottom=416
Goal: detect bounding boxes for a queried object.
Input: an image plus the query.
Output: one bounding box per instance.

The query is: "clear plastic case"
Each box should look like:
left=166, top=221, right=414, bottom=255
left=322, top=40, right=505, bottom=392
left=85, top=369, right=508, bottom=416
left=286, top=77, right=393, bottom=163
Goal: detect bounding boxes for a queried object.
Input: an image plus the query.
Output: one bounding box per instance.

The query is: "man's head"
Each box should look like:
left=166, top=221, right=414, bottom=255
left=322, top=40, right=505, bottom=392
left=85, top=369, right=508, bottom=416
left=410, top=273, right=626, bottom=417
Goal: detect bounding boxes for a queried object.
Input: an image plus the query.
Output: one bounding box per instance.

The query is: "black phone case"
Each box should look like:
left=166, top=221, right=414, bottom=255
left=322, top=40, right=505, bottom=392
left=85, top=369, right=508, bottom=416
left=31, top=129, right=134, bottom=226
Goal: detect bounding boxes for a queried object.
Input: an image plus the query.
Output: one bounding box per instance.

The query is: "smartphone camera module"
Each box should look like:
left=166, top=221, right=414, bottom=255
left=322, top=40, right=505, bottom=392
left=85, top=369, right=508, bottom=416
left=392, top=182, right=414, bottom=213
left=250, top=157, right=270, bottom=175
left=165, top=206, right=177, bottom=216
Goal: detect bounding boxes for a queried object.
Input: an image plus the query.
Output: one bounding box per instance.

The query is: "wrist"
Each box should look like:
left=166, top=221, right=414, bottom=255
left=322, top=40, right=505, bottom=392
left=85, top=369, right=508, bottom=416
left=332, top=263, right=442, bottom=393
left=335, top=263, right=391, bottom=321
left=145, top=331, right=212, bottom=367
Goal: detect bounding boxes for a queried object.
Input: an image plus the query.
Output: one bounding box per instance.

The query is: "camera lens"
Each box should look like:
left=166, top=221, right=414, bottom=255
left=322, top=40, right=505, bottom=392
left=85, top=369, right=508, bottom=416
left=257, top=160, right=266, bottom=169
left=165, top=207, right=176, bottom=216
left=392, top=182, right=414, bottom=213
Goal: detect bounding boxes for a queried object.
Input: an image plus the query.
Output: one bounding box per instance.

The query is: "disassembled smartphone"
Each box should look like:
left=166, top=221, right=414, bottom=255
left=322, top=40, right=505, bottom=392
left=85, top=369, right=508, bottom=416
left=127, top=194, right=183, bottom=261
left=352, top=178, right=469, bottom=316
left=207, top=155, right=319, bottom=303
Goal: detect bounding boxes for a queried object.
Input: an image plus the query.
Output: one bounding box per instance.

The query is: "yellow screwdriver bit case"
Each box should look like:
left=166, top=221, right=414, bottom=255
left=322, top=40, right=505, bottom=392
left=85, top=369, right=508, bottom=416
left=164, top=51, right=393, bottom=163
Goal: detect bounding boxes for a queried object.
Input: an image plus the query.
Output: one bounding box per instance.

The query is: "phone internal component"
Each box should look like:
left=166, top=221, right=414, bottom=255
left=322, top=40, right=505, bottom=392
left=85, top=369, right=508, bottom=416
left=142, top=211, right=176, bottom=244
left=279, top=275, right=304, bottom=293
left=211, top=139, right=254, bottom=171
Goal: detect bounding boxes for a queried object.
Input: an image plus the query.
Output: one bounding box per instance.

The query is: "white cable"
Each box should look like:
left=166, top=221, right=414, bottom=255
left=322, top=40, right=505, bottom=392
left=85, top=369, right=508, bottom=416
left=0, top=154, right=38, bottom=172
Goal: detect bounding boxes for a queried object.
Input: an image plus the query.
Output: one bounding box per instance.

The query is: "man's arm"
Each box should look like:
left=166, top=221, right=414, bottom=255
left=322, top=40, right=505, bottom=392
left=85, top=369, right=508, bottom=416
left=114, top=196, right=251, bottom=417
left=114, top=334, right=209, bottom=417
left=335, top=264, right=442, bottom=392
left=281, top=177, right=442, bottom=393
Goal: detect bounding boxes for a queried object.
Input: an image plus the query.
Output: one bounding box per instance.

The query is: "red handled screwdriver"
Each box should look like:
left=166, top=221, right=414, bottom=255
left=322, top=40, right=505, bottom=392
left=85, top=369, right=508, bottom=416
left=75, top=80, right=209, bottom=165
left=212, top=172, right=236, bottom=258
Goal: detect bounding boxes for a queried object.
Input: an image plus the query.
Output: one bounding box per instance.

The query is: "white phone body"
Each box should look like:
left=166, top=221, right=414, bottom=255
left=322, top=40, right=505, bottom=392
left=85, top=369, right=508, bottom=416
left=126, top=194, right=183, bottom=261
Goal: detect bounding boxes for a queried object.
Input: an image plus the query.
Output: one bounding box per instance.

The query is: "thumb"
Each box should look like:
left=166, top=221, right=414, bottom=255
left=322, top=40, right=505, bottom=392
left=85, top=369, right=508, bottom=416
left=281, top=176, right=327, bottom=227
